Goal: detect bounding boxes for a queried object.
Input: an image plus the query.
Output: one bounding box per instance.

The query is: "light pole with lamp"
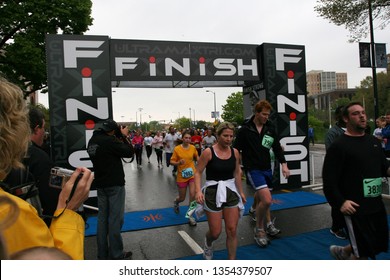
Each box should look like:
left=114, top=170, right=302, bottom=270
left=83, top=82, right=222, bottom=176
left=206, top=90, right=217, bottom=123
left=189, top=107, right=192, bottom=128
left=138, top=108, right=143, bottom=128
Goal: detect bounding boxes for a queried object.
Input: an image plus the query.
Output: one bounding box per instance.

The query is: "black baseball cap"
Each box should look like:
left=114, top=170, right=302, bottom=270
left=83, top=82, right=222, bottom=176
left=101, top=119, right=118, bottom=132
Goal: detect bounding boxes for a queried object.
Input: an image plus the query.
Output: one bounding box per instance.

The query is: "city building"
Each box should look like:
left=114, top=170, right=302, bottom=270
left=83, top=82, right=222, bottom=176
left=306, top=70, right=354, bottom=110
left=307, top=70, right=348, bottom=96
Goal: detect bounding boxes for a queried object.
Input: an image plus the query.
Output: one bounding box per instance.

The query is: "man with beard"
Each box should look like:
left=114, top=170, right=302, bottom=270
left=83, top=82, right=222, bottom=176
left=323, top=102, right=389, bottom=259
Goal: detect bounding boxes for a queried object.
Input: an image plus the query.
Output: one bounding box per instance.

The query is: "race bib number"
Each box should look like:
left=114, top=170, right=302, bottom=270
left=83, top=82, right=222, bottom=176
left=262, top=135, right=274, bottom=149
left=362, top=177, right=382, bottom=197
left=181, top=167, right=194, bottom=178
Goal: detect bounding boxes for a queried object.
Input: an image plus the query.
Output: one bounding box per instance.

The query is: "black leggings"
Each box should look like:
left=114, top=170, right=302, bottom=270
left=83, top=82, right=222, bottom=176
left=135, top=148, right=143, bottom=165
left=155, top=148, right=163, bottom=164
left=145, top=145, right=153, bottom=159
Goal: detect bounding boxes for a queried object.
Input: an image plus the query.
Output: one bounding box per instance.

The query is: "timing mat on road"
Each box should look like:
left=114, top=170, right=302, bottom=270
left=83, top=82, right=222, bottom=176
left=177, top=216, right=390, bottom=260
left=84, top=191, right=327, bottom=237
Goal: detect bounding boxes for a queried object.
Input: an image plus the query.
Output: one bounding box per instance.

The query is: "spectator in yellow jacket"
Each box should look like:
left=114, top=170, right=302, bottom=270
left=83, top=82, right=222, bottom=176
left=0, top=78, right=93, bottom=260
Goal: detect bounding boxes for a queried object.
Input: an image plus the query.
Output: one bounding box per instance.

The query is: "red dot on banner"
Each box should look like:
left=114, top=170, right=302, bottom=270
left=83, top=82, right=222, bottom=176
left=85, top=119, right=95, bottom=129
left=287, top=70, right=294, bottom=79
left=149, top=56, right=156, bottom=63
left=81, top=67, right=92, bottom=77
left=199, top=57, right=205, bottom=63
left=290, top=112, right=297, bottom=120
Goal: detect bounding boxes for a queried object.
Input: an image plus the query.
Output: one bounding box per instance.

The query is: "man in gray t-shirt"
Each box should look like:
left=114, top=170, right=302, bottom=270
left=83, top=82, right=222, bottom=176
left=164, top=126, right=179, bottom=175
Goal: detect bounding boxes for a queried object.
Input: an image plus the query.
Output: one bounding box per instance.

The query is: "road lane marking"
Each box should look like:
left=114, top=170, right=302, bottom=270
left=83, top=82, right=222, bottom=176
left=178, top=230, right=203, bottom=255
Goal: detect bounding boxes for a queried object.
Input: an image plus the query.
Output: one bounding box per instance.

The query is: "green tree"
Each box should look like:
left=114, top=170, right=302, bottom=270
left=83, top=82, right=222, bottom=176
left=147, top=121, right=163, bottom=132
left=221, top=92, right=244, bottom=125
left=174, top=117, right=191, bottom=130
left=195, top=120, right=208, bottom=129
left=0, top=0, right=93, bottom=95
left=315, top=0, right=390, bottom=41
left=352, top=71, right=390, bottom=118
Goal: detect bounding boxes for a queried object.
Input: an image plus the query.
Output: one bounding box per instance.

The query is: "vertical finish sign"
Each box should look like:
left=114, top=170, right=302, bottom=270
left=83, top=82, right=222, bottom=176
left=259, top=44, right=309, bottom=188
left=46, top=35, right=112, bottom=168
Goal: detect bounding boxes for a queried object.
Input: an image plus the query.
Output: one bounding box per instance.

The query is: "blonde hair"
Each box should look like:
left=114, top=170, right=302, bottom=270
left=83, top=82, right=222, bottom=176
left=0, top=78, right=30, bottom=180
left=216, top=122, right=235, bottom=136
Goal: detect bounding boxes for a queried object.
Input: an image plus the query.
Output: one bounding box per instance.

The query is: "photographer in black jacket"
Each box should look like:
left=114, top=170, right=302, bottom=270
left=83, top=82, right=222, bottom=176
left=87, top=119, right=134, bottom=260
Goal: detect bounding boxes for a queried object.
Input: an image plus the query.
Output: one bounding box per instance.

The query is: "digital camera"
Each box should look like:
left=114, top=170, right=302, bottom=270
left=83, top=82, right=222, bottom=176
left=49, top=167, right=76, bottom=189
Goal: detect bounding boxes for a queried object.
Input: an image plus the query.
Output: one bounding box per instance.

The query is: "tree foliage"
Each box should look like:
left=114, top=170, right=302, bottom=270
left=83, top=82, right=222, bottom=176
left=174, top=117, right=191, bottom=130
left=195, top=120, right=208, bottom=129
left=221, top=91, right=244, bottom=125
left=352, top=71, right=390, bottom=118
left=146, top=120, right=164, bottom=132
left=314, top=0, right=390, bottom=41
left=0, top=0, right=93, bottom=95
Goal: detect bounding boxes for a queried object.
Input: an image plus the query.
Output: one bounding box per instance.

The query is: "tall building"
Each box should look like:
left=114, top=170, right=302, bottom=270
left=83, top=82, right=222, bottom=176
left=307, top=70, right=351, bottom=110
left=306, top=70, right=348, bottom=96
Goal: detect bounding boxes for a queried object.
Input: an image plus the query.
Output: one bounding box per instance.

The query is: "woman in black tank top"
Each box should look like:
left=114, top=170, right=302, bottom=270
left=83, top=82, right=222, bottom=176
left=194, top=122, right=246, bottom=260
left=205, top=146, right=236, bottom=181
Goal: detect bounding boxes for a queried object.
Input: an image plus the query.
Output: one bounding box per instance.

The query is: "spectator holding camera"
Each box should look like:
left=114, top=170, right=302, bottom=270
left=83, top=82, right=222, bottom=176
left=87, top=119, right=134, bottom=260
left=0, top=78, right=94, bottom=259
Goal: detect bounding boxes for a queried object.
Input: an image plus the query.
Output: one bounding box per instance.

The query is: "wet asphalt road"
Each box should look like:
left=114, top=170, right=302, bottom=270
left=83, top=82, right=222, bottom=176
left=83, top=144, right=389, bottom=260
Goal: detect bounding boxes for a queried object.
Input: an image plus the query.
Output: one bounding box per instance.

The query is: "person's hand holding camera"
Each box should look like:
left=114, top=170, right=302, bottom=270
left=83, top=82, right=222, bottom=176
left=120, top=125, right=129, bottom=137
left=56, top=167, right=94, bottom=211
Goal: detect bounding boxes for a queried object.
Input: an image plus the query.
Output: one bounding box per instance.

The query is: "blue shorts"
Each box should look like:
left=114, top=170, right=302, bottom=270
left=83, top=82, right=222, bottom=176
left=246, top=169, right=273, bottom=191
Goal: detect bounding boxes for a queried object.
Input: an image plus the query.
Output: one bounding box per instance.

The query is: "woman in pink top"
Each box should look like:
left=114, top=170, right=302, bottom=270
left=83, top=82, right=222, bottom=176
left=131, top=129, right=144, bottom=168
left=152, top=131, right=164, bottom=168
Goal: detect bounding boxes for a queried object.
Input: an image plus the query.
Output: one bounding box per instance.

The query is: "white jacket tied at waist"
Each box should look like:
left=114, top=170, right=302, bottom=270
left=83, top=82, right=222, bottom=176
left=194, top=178, right=244, bottom=219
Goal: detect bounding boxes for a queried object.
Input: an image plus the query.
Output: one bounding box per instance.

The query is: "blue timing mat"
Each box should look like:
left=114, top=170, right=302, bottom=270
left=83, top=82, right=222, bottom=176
left=85, top=191, right=327, bottom=237
left=178, top=216, right=390, bottom=260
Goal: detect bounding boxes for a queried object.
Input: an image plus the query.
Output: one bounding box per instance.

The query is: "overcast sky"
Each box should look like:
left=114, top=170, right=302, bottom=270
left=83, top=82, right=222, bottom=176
left=40, top=0, right=390, bottom=123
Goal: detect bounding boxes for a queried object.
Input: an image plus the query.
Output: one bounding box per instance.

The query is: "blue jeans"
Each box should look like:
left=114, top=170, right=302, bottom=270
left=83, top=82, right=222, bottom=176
left=97, top=186, right=125, bottom=259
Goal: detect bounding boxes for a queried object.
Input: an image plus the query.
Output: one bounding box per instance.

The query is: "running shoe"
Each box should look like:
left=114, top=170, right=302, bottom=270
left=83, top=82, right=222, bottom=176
left=248, top=206, right=256, bottom=222
left=330, top=228, right=347, bottom=239
left=188, top=216, right=197, bottom=226
left=203, top=237, right=213, bottom=260
left=254, top=228, right=269, bottom=247
left=266, top=219, right=281, bottom=236
left=329, top=245, right=352, bottom=260
left=173, top=201, right=179, bottom=214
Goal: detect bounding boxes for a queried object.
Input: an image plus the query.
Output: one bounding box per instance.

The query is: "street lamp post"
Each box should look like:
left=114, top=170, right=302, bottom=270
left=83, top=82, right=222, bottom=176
left=189, top=107, right=192, bottom=128
left=368, top=0, right=379, bottom=121
left=206, top=90, right=217, bottom=122
left=138, top=108, right=143, bottom=127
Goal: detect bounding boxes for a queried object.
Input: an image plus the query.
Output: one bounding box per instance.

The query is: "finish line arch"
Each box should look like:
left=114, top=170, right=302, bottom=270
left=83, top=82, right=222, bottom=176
left=46, top=35, right=309, bottom=188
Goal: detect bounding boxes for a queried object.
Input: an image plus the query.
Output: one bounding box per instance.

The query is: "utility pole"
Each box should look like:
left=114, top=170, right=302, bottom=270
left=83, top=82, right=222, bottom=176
left=368, top=0, right=379, bottom=120
left=206, top=90, right=217, bottom=122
